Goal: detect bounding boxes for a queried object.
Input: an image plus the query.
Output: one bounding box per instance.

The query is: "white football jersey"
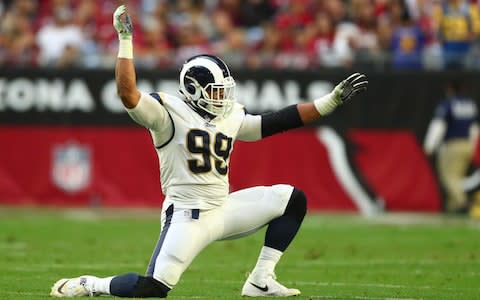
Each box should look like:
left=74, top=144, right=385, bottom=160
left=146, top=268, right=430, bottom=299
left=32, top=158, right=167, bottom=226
left=127, top=91, right=248, bottom=210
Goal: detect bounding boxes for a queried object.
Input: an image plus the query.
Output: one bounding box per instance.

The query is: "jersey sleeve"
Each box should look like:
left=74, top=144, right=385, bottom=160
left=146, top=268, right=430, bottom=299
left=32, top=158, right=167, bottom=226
left=126, top=92, right=174, bottom=147
left=237, top=113, right=262, bottom=141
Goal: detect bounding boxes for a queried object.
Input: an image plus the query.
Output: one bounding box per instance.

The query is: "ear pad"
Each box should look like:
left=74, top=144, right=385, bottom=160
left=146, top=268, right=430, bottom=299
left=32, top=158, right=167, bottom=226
left=184, top=78, right=201, bottom=100
left=186, top=83, right=196, bottom=94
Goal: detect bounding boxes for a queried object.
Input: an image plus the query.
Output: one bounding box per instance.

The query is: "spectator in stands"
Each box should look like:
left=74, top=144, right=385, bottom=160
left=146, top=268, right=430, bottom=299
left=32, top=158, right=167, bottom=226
left=270, top=0, right=315, bottom=69
left=324, top=0, right=348, bottom=24
left=2, top=0, right=480, bottom=70
left=237, top=0, right=276, bottom=28
left=213, top=28, right=248, bottom=68
left=246, top=22, right=282, bottom=68
left=311, top=12, right=342, bottom=67
left=411, top=0, right=444, bottom=70
left=333, top=0, right=381, bottom=68
left=74, top=0, right=102, bottom=68
left=136, top=16, right=173, bottom=68
left=390, top=1, right=425, bottom=69
left=353, top=0, right=383, bottom=66
left=276, top=26, right=315, bottom=69
left=210, top=7, right=246, bottom=65
left=96, top=1, right=144, bottom=67
left=464, top=1, right=480, bottom=69
left=36, top=5, right=83, bottom=67
left=424, top=81, right=479, bottom=213
left=170, top=0, right=215, bottom=40
left=433, top=0, right=473, bottom=69
left=174, top=23, right=211, bottom=65
left=469, top=0, right=480, bottom=37
left=0, top=0, right=37, bottom=66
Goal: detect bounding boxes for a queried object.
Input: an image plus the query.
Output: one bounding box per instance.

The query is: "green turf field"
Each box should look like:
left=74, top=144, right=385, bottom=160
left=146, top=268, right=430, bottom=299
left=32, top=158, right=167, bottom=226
left=0, top=208, right=479, bottom=300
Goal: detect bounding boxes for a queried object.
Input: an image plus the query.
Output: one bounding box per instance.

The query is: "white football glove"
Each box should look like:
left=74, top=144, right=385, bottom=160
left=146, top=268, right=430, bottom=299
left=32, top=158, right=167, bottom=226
left=314, top=73, right=368, bottom=115
left=113, top=5, right=133, bottom=40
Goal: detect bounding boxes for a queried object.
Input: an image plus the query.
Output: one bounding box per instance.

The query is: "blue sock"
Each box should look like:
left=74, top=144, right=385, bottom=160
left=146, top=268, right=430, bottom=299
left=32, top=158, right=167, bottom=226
left=265, top=188, right=307, bottom=251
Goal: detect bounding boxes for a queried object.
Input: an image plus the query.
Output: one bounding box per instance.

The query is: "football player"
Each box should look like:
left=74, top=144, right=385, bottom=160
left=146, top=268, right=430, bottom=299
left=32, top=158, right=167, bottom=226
left=50, top=5, right=368, bottom=298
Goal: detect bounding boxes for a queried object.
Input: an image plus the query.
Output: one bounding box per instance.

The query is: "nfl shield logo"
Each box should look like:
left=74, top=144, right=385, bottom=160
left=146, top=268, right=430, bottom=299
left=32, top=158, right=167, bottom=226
left=52, top=142, right=92, bottom=193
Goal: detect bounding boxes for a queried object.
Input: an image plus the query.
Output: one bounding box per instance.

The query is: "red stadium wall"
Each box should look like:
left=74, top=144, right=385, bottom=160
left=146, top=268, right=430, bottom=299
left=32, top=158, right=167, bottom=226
left=0, top=126, right=441, bottom=211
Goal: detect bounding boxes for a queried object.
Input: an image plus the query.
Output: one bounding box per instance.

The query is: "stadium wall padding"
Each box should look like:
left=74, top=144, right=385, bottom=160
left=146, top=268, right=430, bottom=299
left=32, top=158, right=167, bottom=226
left=2, top=69, right=478, bottom=211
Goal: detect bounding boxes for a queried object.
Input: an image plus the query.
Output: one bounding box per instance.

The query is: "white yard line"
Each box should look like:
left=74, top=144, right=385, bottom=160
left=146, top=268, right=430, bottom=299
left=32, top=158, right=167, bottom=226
left=198, top=279, right=480, bottom=292
left=202, top=259, right=480, bottom=267
left=2, top=290, right=208, bottom=299
left=4, top=262, right=144, bottom=272
left=1, top=291, right=47, bottom=296
left=294, top=280, right=478, bottom=291
left=5, top=259, right=480, bottom=272
left=297, top=259, right=480, bottom=266
left=310, top=296, right=422, bottom=300
left=0, top=242, right=27, bottom=249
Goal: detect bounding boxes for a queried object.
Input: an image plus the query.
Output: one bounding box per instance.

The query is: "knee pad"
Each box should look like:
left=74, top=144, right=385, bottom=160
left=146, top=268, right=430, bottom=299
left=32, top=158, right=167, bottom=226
left=133, top=276, right=170, bottom=298
left=110, top=273, right=170, bottom=298
left=284, top=188, right=307, bottom=220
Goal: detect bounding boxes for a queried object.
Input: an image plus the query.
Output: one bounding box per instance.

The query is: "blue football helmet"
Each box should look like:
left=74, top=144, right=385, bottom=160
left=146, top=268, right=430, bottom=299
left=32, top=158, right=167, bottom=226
left=179, top=54, right=236, bottom=118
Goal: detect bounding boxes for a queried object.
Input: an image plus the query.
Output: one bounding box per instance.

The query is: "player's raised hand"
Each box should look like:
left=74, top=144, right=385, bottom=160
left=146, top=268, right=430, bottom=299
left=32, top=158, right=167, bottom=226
left=332, top=73, right=368, bottom=105
left=113, top=5, right=133, bottom=40
left=313, top=73, right=368, bottom=116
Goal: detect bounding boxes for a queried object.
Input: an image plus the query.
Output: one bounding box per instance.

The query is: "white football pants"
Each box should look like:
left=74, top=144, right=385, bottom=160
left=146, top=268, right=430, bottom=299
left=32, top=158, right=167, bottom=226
left=147, top=184, right=294, bottom=288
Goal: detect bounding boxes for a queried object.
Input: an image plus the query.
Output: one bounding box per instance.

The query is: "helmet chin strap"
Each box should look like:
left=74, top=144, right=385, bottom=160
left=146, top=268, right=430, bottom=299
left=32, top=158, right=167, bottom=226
left=186, top=100, right=217, bottom=120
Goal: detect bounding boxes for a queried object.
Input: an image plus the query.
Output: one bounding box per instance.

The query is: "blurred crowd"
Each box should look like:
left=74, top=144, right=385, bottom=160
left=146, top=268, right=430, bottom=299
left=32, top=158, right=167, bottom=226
left=2, top=0, right=480, bottom=70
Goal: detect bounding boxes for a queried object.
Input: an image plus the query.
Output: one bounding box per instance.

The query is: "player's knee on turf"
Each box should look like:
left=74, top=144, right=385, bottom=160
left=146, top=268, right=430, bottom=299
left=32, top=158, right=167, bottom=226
left=110, top=273, right=170, bottom=298
left=134, top=276, right=170, bottom=298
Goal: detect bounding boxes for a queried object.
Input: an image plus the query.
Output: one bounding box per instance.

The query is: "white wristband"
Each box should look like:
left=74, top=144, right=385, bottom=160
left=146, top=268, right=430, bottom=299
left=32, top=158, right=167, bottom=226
left=313, top=93, right=338, bottom=116
left=118, top=39, right=133, bottom=59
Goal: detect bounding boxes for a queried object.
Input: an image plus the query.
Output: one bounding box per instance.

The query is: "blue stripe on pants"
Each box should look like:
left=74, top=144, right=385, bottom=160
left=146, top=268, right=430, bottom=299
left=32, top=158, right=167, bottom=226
left=146, top=204, right=174, bottom=276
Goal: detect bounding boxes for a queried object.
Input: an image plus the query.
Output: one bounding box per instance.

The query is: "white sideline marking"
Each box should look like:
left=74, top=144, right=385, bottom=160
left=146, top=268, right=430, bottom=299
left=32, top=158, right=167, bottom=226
left=297, top=258, right=480, bottom=266
left=287, top=267, right=480, bottom=277
left=5, top=259, right=480, bottom=273
left=170, top=297, right=207, bottom=299
left=198, top=279, right=480, bottom=292
left=310, top=296, right=421, bottom=300
left=205, top=259, right=480, bottom=268
left=2, top=291, right=46, bottom=296
left=294, top=280, right=478, bottom=291
left=1, top=291, right=208, bottom=299
left=0, top=242, right=27, bottom=249
left=5, top=262, right=144, bottom=271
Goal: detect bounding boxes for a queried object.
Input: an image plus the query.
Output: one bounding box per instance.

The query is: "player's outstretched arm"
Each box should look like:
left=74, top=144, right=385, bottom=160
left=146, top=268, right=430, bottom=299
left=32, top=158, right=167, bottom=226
left=114, top=5, right=141, bottom=109
left=299, top=73, right=368, bottom=124
left=237, top=73, right=368, bottom=141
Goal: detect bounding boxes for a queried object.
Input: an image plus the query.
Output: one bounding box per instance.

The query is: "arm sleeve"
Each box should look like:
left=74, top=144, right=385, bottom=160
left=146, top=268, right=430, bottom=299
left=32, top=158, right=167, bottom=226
left=126, top=92, right=174, bottom=147
left=423, top=118, right=447, bottom=155
left=237, top=105, right=304, bottom=141
left=261, top=104, right=304, bottom=138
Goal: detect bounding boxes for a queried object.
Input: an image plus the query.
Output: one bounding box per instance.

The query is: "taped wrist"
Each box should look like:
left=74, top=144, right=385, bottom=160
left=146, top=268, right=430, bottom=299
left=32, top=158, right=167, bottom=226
left=261, top=105, right=303, bottom=138
left=313, top=92, right=338, bottom=115
left=118, top=39, right=133, bottom=59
